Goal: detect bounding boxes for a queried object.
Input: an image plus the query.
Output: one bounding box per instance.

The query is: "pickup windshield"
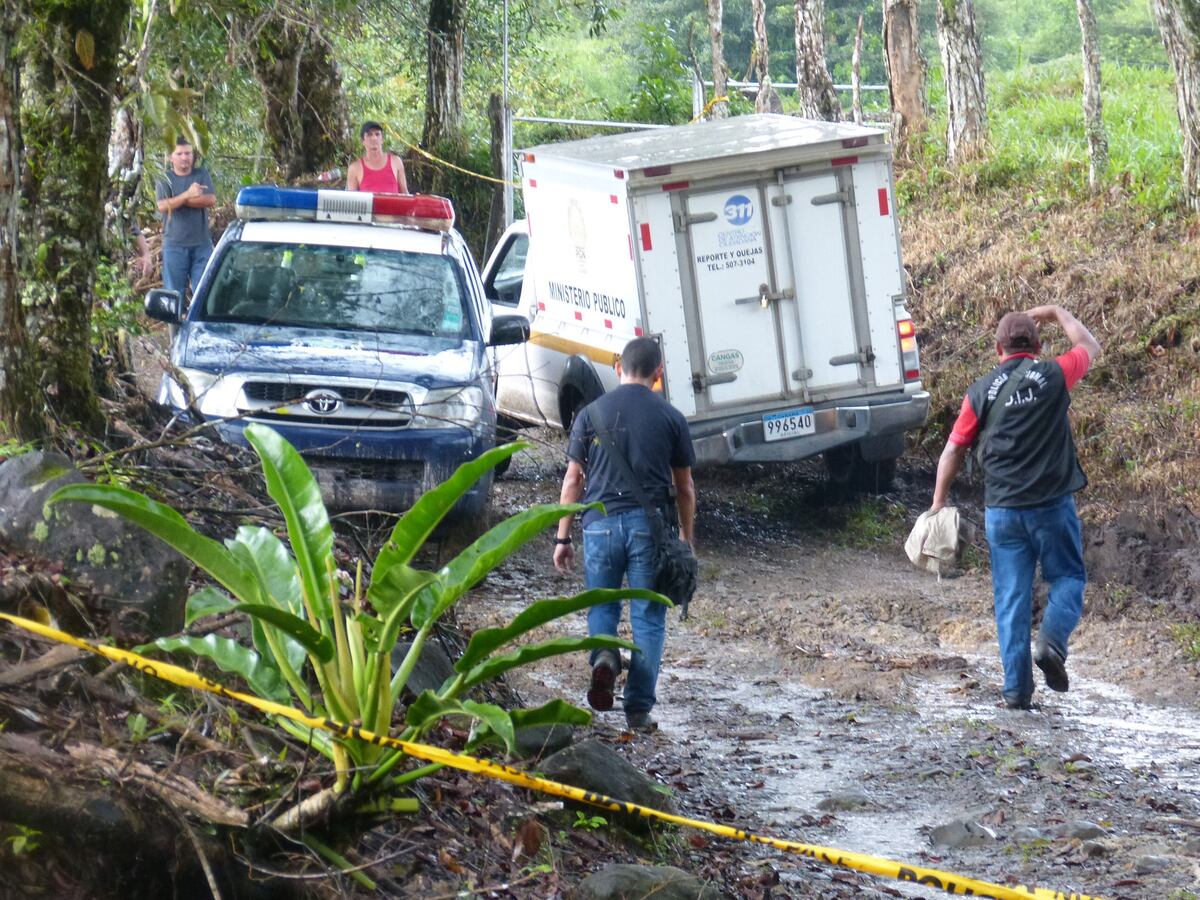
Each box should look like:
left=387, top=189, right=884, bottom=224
left=200, top=241, right=470, bottom=338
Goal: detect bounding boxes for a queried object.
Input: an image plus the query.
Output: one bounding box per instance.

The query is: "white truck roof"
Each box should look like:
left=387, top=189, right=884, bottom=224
left=522, top=114, right=887, bottom=186
left=240, top=220, right=448, bottom=254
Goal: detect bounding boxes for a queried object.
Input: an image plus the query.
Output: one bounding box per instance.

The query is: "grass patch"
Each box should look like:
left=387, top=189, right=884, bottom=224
left=898, top=60, right=1179, bottom=213
left=842, top=499, right=908, bottom=548
left=1170, top=624, right=1200, bottom=661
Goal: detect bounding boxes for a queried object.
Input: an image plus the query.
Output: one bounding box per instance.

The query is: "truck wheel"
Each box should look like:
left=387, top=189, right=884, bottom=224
left=559, top=388, right=584, bottom=432
left=823, top=445, right=897, bottom=493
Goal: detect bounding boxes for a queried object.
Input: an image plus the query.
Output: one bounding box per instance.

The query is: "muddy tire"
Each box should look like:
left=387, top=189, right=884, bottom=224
left=823, top=444, right=897, bottom=493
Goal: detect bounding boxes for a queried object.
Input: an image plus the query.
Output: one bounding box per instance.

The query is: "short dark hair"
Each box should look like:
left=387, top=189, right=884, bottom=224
left=174, top=136, right=191, bottom=148
left=360, top=120, right=384, bottom=138
left=620, top=337, right=662, bottom=378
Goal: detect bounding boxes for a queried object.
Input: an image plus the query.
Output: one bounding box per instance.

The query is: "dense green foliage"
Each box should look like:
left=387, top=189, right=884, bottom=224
left=899, top=60, right=1179, bottom=212
left=49, top=429, right=662, bottom=794
left=108, top=0, right=1175, bottom=226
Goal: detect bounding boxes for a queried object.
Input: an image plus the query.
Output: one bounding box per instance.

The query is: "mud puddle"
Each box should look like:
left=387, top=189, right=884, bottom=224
left=463, top=434, right=1200, bottom=899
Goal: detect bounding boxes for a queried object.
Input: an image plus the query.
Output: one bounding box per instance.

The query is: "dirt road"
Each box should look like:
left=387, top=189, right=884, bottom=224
left=461, top=432, right=1200, bottom=899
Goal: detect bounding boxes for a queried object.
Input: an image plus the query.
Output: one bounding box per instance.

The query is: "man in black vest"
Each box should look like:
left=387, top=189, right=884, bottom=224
left=552, top=338, right=696, bottom=732
left=930, top=306, right=1101, bottom=709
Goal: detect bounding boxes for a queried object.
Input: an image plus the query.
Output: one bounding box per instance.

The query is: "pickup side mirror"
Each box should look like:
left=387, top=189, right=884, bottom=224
left=145, top=288, right=183, bottom=324
left=488, top=314, right=530, bottom=346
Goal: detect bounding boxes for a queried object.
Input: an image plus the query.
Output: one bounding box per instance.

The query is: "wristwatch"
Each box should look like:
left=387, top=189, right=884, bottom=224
left=553, top=537, right=572, bottom=546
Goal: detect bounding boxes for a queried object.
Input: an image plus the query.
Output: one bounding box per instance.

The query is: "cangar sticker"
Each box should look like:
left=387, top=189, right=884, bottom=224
left=707, top=349, right=744, bottom=375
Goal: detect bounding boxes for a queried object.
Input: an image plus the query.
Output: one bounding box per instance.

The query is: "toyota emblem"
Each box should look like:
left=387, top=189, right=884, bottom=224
left=304, top=389, right=343, bottom=416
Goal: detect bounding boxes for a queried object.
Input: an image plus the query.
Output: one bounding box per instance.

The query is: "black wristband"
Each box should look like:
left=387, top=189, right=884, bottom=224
left=553, top=537, right=572, bottom=546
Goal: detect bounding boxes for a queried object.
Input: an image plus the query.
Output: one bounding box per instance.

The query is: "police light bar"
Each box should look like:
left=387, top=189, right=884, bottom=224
left=235, top=187, right=455, bottom=231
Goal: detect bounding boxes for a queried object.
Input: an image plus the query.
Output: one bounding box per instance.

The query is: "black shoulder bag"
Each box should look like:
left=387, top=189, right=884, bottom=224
left=592, top=409, right=698, bottom=619
left=973, top=358, right=1036, bottom=470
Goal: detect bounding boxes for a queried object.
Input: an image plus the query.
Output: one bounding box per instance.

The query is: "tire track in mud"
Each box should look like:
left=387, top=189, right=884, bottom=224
left=476, top=439, right=1200, bottom=898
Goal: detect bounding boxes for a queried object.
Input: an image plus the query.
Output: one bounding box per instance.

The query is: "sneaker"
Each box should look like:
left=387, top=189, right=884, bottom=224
left=624, top=710, right=658, bottom=733
left=587, top=651, right=619, bottom=711
left=1034, top=639, right=1069, bottom=693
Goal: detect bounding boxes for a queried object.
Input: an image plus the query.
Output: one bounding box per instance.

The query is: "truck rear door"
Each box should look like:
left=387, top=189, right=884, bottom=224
left=680, top=171, right=865, bottom=415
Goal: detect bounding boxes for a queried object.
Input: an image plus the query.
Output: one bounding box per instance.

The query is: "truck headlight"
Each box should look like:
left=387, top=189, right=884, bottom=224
left=164, top=367, right=221, bottom=411
left=415, top=385, right=486, bottom=429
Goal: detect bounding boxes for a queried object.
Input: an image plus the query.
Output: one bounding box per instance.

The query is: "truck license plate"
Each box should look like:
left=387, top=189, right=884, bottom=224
left=762, top=406, right=815, bottom=442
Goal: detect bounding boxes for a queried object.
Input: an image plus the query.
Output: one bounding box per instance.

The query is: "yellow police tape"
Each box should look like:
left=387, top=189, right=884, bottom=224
left=691, top=93, right=732, bottom=124
left=0, top=612, right=1103, bottom=900
left=400, top=139, right=518, bottom=188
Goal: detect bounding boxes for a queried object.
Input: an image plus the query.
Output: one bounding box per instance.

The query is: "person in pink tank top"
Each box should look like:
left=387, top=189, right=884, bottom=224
left=347, top=120, right=409, bottom=193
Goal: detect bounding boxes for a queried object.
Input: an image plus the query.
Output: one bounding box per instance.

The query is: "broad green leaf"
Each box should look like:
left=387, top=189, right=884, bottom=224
left=237, top=605, right=334, bottom=663
left=416, top=502, right=599, bottom=628
left=404, top=690, right=464, bottom=729
left=510, top=699, right=592, bottom=729
left=367, top=560, right=434, bottom=619
left=376, top=574, right=437, bottom=654
left=461, top=635, right=640, bottom=689
left=403, top=693, right=515, bottom=752
left=49, top=484, right=262, bottom=605
left=185, top=586, right=235, bottom=626
left=151, top=634, right=289, bottom=703
left=229, top=526, right=306, bottom=672
left=229, top=526, right=302, bottom=613
left=244, top=425, right=333, bottom=620
left=370, top=442, right=528, bottom=591
left=456, top=588, right=667, bottom=673
left=461, top=701, right=515, bottom=753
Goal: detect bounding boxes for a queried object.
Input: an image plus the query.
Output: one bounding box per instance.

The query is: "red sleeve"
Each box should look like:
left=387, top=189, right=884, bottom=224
left=1055, top=345, right=1091, bottom=390
left=947, top=394, right=979, bottom=447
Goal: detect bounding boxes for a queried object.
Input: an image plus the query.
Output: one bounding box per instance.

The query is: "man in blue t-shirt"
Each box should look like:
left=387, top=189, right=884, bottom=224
left=553, top=337, right=696, bottom=733
left=155, top=137, right=216, bottom=297
left=930, top=305, right=1101, bottom=710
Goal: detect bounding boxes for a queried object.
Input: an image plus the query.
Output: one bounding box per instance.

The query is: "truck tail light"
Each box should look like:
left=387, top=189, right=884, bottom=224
left=897, top=318, right=921, bottom=381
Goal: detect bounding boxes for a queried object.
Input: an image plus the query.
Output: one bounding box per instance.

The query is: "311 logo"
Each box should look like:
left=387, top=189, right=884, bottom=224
left=723, top=195, right=753, bottom=226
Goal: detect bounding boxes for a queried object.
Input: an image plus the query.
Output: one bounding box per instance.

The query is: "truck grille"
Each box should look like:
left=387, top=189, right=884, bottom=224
left=240, top=380, right=412, bottom=429
left=308, top=459, right=424, bottom=482
left=244, top=382, right=408, bottom=407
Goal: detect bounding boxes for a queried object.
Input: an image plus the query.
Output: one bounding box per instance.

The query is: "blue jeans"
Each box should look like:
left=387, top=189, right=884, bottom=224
left=583, top=509, right=665, bottom=715
left=162, top=242, right=212, bottom=296
left=985, top=494, right=1086, bottom=704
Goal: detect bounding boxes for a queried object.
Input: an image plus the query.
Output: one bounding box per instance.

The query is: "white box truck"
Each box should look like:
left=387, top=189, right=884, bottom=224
left=482, top=114, right=929, bottom=489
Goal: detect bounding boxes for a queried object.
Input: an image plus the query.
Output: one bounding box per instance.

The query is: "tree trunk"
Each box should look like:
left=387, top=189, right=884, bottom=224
left=936, top=0, right=987, bottom=162
left=751, top=0, right=782, bottom=113
left=1152, top=0, right=1200, bottom=211
left=1076, top=0, right=1107, bottom=191
left=105, top=0, right=159, bottom=270
left=793, top=0, right=841, bottom=121
left=0, top=0, right=40, bottom=440
left=424, top=0, right=467, bottom=154
left=706, top=0, right=730, bottom=119
left=852, top=15, right=864, bottom=124
left=19, top=0, right=131, bottom=436
left=485, top=93, right=506, bottom=258
left=250, top=14, right=349, bottom=181
left=883, top=0, right=929, bottom=148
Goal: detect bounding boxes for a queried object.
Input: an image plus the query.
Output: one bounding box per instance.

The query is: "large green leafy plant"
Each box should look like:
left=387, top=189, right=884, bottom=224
left=49, top=424, right=663, bottom=799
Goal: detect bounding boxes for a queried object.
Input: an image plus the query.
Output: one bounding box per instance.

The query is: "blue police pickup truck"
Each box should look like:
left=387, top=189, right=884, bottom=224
left=145, top=187, right=529, bottom=518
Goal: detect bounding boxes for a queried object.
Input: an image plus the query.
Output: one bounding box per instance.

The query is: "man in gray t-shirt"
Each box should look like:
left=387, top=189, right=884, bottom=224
left=155, top=137, right=216, bottom=297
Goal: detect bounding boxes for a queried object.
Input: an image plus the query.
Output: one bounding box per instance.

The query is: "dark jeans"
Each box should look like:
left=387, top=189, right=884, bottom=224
left=985, top=494, right=1086, bottom=704
left=583, top=509, right=665, bottom=715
